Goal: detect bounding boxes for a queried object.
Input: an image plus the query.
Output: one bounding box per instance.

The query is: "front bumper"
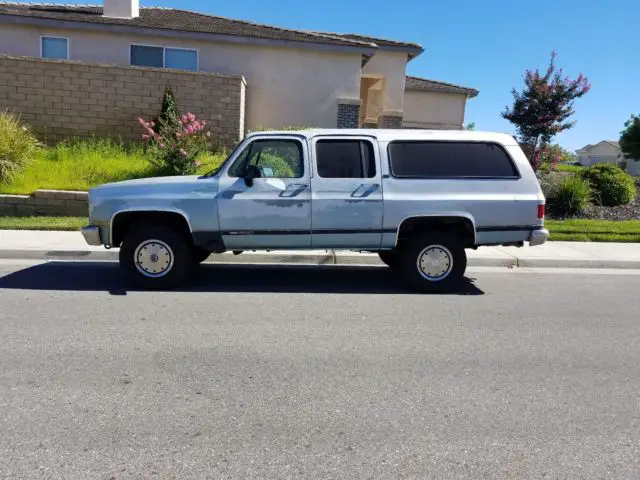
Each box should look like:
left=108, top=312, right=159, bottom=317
left=81, top=226, right=102, bottom=246
left=529, top=228, right=549, bottom=247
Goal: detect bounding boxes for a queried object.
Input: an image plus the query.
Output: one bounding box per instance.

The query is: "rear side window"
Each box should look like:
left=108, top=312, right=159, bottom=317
left=388, top=141, right=519, bottom=179
left=316, top=140, right=376, bottom=178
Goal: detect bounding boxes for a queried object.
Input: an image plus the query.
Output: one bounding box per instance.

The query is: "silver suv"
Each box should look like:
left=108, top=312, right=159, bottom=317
left=82, top=129, right=548, bottom=291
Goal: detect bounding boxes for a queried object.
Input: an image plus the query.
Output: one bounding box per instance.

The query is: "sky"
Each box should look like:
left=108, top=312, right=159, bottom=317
left=45, top=0, right=640, bottom=152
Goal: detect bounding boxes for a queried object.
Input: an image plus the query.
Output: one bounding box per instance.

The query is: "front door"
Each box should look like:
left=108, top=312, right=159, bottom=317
left=310, top=136, right=383, bottom=248
left=217, top=136, right=311, bottom=249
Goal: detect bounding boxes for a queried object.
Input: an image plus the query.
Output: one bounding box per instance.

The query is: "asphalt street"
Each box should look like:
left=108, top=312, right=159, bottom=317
left=1, top=260, right=639, bottom=479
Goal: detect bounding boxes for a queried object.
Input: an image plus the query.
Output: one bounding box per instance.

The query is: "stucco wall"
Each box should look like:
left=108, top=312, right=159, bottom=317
left=0, top=23, right=362, bottom=130
left=626, top=160, right=640, bottom=176
left=361, top=50, right=407, bottom=112
left=402, top=90, right=467, bottom=129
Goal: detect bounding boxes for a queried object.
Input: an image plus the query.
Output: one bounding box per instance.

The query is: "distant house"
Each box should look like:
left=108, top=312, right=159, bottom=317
left=576, top=140, right=622, bottom=167
left=0, top=0, right=479, bottom=141
left=577, top=140, right=639, bottom=176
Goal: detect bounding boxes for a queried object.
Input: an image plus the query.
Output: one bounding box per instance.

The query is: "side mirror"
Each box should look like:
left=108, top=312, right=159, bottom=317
left=243, top=165, right=260, bottom=187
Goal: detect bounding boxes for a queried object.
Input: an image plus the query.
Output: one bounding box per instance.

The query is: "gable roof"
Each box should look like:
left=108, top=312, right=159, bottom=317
left=577, top=140, right=621, bottom=152
left=313, top=32, right=423, bottom=58
left=405, top=76, right=479, bottom=98
left=0, top=2, right=409, bottom=53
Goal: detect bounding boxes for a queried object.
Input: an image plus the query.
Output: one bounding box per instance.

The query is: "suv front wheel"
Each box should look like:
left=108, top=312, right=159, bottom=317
left=119, top=225, right=194, bottom=289
left=398, top=232, right=467, bottom=292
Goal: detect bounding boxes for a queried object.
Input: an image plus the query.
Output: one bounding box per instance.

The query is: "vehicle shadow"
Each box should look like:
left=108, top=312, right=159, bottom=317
left=0, top=262, right=485, bottom=296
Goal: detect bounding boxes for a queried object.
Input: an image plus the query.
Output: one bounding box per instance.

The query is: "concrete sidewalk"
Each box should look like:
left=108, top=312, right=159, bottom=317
left=2, top=230, right=640, bottom=269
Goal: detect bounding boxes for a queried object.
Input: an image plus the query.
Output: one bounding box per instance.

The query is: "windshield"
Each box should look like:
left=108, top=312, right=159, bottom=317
left=202, top=140, right=246, bottom=178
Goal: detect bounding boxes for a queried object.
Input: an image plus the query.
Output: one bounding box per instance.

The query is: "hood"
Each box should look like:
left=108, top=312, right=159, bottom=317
left=89, top=175, right=220, bottom=201
left=93, top=175, right=202, bottom=190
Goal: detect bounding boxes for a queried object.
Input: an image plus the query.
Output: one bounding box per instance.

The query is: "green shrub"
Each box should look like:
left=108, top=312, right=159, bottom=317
left=548, top=175, right=592, bottom=216
left=579, top=163, right=636, bottom=206
left=537, top=171, right=561, bottom=201
left=0, top=111, right=40, bottom=183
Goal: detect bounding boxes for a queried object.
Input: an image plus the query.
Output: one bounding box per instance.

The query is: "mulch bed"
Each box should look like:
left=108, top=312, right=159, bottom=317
left=578, top=192, right=640, bottom=221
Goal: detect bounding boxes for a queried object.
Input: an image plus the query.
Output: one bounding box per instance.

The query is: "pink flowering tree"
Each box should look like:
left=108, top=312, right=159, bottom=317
left=502, top=51, right=591, bottom=170
left=138, top=111, right=211, bottom=175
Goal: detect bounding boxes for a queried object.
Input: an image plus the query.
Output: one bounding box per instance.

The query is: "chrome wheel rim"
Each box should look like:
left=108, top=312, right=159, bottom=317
left=134, top=239, right=174, bottom=278
left=417, top=244, right=453, bottom=281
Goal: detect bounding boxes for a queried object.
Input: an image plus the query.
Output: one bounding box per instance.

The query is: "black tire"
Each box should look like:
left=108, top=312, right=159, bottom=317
left=398, top=232, right=467, bottom=292
left=193, top=247, right=211, bottom=264
left=119, top=224, right=194, bottom=290
left=378, top=251, right=400, bottom=269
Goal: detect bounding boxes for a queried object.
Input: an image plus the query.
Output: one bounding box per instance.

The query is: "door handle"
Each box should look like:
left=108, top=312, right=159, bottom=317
left=280, top=183, right=308, bottom=197
left=351, top=183, right=379, bottom=198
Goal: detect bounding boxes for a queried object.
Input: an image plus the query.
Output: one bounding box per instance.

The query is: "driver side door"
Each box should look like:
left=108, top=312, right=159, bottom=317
left=216, top=136, right=312, bottom=249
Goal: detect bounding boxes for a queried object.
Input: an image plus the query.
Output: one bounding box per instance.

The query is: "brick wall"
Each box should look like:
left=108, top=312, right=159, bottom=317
left=336, top=99, right=360, bottom=128
left=0, top=190, right=88, bottom=217
left=0, top=55, right=246, bottom=146
left=379, top=113, right=403, bottom=129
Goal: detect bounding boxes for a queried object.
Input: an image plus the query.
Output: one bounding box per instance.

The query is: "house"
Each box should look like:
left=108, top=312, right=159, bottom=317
left=0, top=0, right=478, bottom=141
left=577, top=140, right=640, bottom=176
left=576, top=141, right=622, bottom=167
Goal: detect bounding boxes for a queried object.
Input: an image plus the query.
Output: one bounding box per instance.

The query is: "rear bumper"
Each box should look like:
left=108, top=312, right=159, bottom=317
left=529, top=228, right=549, bottom=247
left=81, top=226, right=102, bottom=246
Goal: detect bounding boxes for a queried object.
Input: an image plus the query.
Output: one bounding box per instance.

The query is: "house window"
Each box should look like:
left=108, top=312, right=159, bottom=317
left=130, top=45, right=198, bottom=71
left=41, top=37, right=68, bottom=60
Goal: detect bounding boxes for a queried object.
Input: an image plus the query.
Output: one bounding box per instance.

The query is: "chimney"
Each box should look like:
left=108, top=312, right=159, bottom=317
left=103, top=0, right=139, bottom=19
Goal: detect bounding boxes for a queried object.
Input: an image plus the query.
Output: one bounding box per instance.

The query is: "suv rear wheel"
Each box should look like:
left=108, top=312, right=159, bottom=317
left=398, top=232, right=467, bottom=292
left=119, top=224, right=194, bottom=289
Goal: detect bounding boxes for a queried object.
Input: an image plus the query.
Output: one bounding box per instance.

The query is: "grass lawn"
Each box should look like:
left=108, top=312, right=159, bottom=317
left=0, top=216, right=87, bottom=231
left=546, top=219, right=640, bottom=242
left=555, top=164, right=584, bottom=173
left=1, top=217, right=639, bottom=243
left=0, top=138, right=226, bottom=195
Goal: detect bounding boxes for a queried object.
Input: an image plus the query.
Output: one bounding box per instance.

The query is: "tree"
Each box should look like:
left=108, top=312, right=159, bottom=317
left=541, top=143, right=577, bottom=165
left=465, top=121, right=476, bottom=131
left=502, top=51, right=590, bottom=170
left=153, top=86, right=181, bottom=134
left=620, top=114, right=640, bottom=161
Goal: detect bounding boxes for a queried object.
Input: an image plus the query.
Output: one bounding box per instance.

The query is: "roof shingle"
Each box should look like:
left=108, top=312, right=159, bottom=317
left=0, top=3, right=378, bottom=48
left=405, top=75, right=479, bottom=97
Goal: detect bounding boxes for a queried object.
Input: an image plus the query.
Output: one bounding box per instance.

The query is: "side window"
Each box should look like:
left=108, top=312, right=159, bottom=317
left=316, top=140, right=376, bottom=178
left=41, top=36, right=68, bottom=60
left=388, top=141, right=519, bottom=179
left=228, top=139, right=304, bottom=178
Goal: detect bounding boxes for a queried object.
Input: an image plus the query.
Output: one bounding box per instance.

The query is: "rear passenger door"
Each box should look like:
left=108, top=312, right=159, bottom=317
left=310, top=136, right=383, bottom=248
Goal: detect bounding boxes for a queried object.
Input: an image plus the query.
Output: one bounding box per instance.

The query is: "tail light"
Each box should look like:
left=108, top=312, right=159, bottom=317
left=537, top=204, right=545, bottom=219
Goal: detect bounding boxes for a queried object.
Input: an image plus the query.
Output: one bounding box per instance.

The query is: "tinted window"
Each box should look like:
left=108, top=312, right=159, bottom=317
left=388, top=141, right=519, bottom=178
left=229, top=140, right=303, bottom=178
left=130, top=45, right=163, bottom=68
left=41, top=37, right=68, bottom=60
left=165, top=48, right=198, bottom=71
left=316, top=140, right=375, bottom=178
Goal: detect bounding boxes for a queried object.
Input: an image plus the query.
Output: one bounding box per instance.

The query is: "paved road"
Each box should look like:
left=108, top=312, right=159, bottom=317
left=1, top=261, right=639, bottom=479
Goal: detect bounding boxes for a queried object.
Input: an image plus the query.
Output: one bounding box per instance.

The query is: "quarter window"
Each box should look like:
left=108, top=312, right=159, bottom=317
left=316, top=140, right=376, bottom=178
left=388, top=141, right=519, bottom=178
left=130, top=45, right=198, bottom=71
left=229, top=139, right=304, bottom=179
left=41, top=37, right=68, bottom=60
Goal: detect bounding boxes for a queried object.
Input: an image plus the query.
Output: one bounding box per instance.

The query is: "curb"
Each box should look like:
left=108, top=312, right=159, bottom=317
left=1, top=248, right=639, bottom=269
